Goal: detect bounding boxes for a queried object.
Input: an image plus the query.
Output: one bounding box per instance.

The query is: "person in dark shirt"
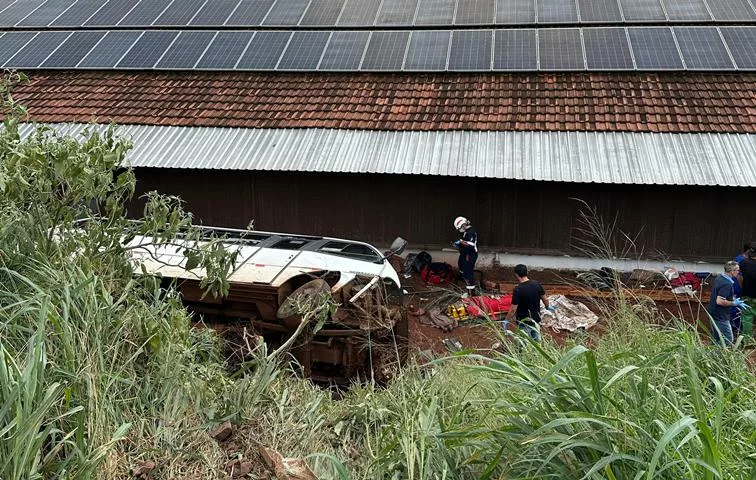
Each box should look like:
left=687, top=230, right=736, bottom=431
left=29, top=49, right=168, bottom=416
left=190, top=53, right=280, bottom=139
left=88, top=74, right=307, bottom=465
left=738, top=242, right=756, bottom=340
left=503, top=264, right=555, bottom=342
left=452, top=216, right=478, bottom=298
left=731, top=243, right=750, bottom=335
left=707, top=261, right=744, bottom=346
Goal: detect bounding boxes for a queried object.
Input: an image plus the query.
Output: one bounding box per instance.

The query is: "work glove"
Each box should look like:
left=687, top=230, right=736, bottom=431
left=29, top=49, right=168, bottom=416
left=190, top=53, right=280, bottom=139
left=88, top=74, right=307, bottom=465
left=546, top=305, right=557, bottom=313
left=733, top=297, right=750, bottom=310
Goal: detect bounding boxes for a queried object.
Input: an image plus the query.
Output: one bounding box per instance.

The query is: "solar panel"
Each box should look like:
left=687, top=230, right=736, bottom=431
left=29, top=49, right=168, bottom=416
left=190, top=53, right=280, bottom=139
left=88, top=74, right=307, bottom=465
left=493, top=29, right=536, bottom=70
left=118, top=0, right=173, bottom=26
left=85, top=0, right=139, bottom=26
left=337, top=0, right=380, bottom=25
left=361, top=31, right=409, bottom=70
left=628, top=27, right=683, bottom=69
left=225, top=0, right=275, bottom=25
left=16, top=0, right=73, bottom=27
left=77, top=30, right=141, bottom=67
left=720, top=27, right=756, bottom=69
left=235, top=31, right=291, bottom=69
left=538, top=28, right=584, bottom=69
left=620, top=0, right=666, bottom=21
left=578, top=0, right=622, bottom=22
left=0, top=0, right=46, bottom=26
left=404, top=30, right=450, bottom=71
left=318, top=31, right=369, bottom=70
left=0, top=32, right=37, bottom=66
left=375, top=0, right=418, bottom=25
left=707, top=0, right=756, bottom=21
left=154, top=0, right=207, bottom=25
left=4, top=31, right=71, bottom=68
left=155, top=31, right=215, bottom=68
left=300, top=0, right=345, bottom=25
left=537, top=0, right=578, bottom=23
left=496, top=0, right=536, bottom=23
left=263, top=0, right=309, bottom=25
left=189, top=0, right=240, bottom=25
left=195, top=31, right=252, bottom=69
left=116, top=30, right=178, bottom=68
left=51, top=0, right=108, bottom=26
left=41, top=30, right=106, bottom=67
left=674, top=27, right=735, bottom=69
left=660, top=0, right=711, bottom=21
left=456, top=0, right=495, bottom=25
left=583, top=27, right=634, bottom=69
left=448, top=30, right=492, bottom=71
left=277, top=31, right=330, bottom=69
left=415, top=0, right=455, bottom=24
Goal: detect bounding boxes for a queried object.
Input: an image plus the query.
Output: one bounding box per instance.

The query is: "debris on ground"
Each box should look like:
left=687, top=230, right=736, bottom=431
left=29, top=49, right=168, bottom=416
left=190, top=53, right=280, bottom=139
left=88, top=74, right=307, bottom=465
left=441, top=337, right=464, bottom=352
left=540, top=295, right=599, bottom=332
left=225, top=441, right=241, bottom=456
left=210, top=421, right=234, bottom=442
left=225, top=458, right=253, bottom=478
left=259, top=447, right=318, bottom=480
left=576, top=267, right=620, bottom=291
left=403, top=251, right=455, bottom=285
left=424, top=307, right=458, bottom=331
left=629, top=268, right=666, bottom=288
left=402, top=259, right=712, bottom=356
left=663, top=268, right=704, bottom=297
left=131, top=460, right=156, bottom=479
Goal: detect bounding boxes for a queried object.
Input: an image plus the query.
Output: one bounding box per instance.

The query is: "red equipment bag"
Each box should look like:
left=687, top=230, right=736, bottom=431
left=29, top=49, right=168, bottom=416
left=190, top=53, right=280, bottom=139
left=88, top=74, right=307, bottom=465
left=420, top=262, right=455, bottom=285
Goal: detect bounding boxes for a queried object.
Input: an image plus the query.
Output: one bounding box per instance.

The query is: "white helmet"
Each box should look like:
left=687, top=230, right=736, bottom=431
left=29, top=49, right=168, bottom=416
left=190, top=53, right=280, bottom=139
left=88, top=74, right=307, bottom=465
left=453, top=216, right=469, bottom=232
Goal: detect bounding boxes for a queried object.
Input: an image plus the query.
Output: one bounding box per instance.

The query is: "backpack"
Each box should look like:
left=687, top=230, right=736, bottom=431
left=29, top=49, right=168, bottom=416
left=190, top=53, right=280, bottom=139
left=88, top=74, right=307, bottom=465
left=412, top=251, right=433, bottom=272
left=421, top=262, right=455, bottom=285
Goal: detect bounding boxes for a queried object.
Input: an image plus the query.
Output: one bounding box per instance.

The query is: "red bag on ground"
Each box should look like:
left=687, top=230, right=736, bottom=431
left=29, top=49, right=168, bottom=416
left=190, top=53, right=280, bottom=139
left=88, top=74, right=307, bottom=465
left=420, top=262, right=455, bottom=285
left=670, top=272, right=701, bottom=291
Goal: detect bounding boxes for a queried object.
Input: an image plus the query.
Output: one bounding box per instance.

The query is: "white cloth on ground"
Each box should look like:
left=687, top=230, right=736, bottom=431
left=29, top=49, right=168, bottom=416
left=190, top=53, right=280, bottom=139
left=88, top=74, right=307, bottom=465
left=539, top=294, right=599, bottom=332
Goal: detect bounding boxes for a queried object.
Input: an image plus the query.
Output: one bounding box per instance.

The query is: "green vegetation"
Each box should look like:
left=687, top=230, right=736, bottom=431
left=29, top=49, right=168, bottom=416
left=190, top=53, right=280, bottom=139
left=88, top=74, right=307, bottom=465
left=1, top=71, right=754, bottom=479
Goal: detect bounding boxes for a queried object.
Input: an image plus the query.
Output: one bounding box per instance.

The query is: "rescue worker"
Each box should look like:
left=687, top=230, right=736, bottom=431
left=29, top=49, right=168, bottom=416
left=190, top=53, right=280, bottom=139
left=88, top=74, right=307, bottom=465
left=738, top=242, right=756, bottom=340
left=708, top=260, right=748, bottom=346
left=731, top=243, right=750, bottom=335
left=452, top=216, right=478, bottom=297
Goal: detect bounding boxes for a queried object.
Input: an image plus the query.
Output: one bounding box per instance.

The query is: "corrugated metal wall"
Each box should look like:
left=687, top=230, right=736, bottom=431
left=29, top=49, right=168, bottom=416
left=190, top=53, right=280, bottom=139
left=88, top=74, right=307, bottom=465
left=131, top=168, right=756, bottom=261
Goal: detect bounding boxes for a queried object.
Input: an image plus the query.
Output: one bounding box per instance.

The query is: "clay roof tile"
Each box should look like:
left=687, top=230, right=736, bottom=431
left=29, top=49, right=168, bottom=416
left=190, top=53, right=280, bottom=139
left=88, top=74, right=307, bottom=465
left=11, top=71, right=756, bottom=134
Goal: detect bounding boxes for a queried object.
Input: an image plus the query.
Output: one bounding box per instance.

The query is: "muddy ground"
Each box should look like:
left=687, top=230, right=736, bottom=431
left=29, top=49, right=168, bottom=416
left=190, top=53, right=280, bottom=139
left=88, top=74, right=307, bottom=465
left=403, top=261, right=718, bottom=356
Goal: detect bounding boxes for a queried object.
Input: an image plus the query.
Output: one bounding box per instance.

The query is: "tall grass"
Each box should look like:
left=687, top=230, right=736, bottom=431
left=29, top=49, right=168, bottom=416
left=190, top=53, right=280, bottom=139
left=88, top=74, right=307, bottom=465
left=307, top=305, right=754, bottom=479
left=2, top=214, right=754, bottom=479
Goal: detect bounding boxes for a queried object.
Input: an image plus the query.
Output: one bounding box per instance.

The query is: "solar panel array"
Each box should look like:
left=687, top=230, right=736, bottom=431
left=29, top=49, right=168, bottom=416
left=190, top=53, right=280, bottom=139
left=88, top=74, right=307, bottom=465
left=0, top=27, right=752, bottom=71
left=0, top=0, right=755, bottom=27
left=0, top=0, right=754, bottom=72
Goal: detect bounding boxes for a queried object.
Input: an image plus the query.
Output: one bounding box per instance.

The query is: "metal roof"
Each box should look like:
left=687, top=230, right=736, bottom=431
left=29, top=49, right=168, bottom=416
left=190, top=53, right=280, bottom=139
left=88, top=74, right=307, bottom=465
left=17, top=123, right=756, bottom=187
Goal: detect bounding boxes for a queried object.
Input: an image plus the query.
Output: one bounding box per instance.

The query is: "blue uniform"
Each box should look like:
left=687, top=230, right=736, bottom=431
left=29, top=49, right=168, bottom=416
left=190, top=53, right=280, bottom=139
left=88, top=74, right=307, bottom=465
left=458, top=227, right=478, bottom=286
left=732, top=253, right=745, bottom=332
left=708, top=274, right=734, bottom=345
